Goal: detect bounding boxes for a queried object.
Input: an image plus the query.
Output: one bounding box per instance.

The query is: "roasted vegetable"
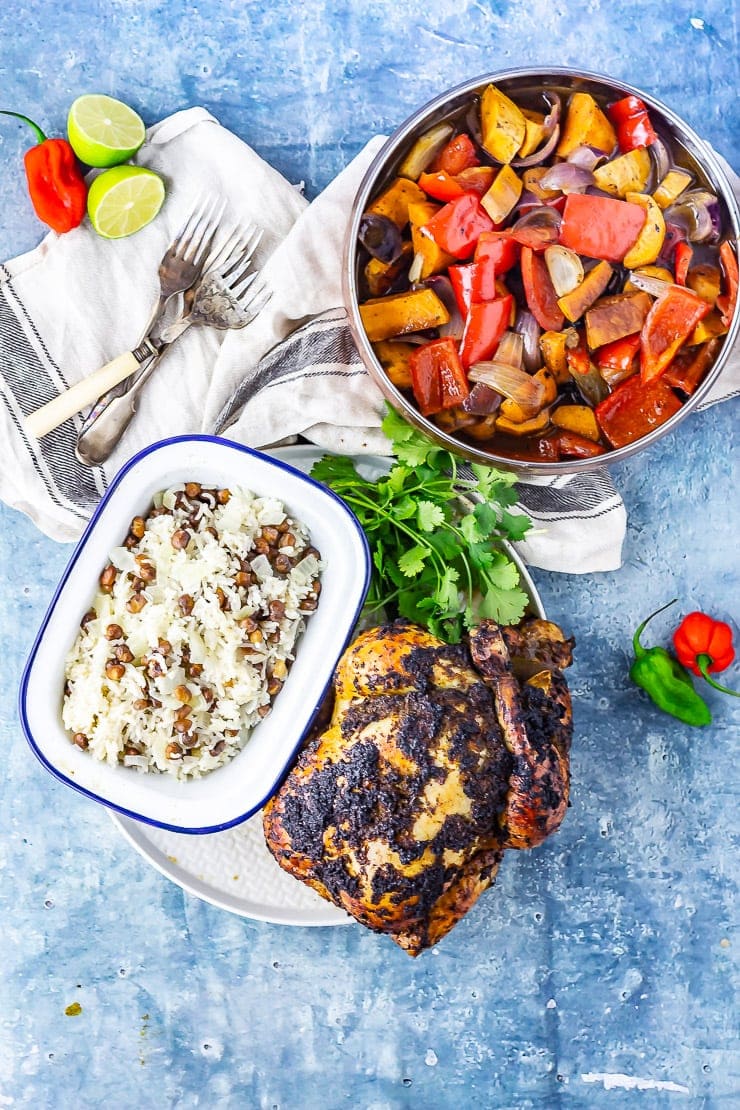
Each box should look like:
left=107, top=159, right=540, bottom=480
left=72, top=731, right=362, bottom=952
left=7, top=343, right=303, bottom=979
left=639, top=285, right=711, bottom=382
left=368, top=177, right=427, bottom=228
left=372, top=340, right=416, bottom=389
left=622, top=192, right=666, bottom=268
left=556, top=92, right=617, bottom=158
left=595, top=371, right=682, bottom=446
left=480, top=84, right=527, bottom=163
left=558, top=260, right=614, bottom=323
left=585, top=291, right=652, bottom=349
left=359, top=288, right=450, bottom=342
left=592, top=147, right=651, bottom=197
left=481, top=164, right=523, bottom=223
left=559, top=194, right=645, bottom=262
left=551, top=403, right=601, bottom=441
left=398, top=123, right=454, bottom=180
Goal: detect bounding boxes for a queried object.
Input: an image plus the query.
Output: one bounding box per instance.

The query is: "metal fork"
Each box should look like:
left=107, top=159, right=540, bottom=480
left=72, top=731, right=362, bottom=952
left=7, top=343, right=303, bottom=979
left=25, top=194, right=224, bottom=441
left=74, top=227, right=270, bottom=466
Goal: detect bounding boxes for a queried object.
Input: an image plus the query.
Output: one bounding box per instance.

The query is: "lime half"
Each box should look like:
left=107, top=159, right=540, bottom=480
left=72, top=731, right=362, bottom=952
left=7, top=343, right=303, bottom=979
left=87, top=166, right=165, bottom=239
left=67, top=94, right=146, bottom=167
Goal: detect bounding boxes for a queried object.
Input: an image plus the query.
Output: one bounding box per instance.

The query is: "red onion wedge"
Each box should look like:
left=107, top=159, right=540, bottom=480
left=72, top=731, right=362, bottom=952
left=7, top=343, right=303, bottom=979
left=358, top=214, right=403, bottom=263
left=666, top=189, right=722, bottom=243
left=513, top=309, right=542, bottom=372
left=539, top=163, right=595, bottom=194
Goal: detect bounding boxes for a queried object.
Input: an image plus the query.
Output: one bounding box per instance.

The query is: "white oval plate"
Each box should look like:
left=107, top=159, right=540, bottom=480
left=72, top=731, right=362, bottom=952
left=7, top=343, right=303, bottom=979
left=111, top=445, right=544, bottom=927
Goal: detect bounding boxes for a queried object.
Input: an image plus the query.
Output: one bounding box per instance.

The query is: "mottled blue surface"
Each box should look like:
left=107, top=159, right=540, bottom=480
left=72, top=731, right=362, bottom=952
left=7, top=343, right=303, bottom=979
left=1, top=1, right=738, bottom=1107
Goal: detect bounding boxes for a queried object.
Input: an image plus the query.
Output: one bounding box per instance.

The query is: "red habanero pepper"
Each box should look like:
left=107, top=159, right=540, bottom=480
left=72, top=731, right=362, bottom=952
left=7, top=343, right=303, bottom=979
left=608, top=95, right=658, bottom=152
left=432, top=132, right=479, bottom=176
left=0, top=110, right=87, bottom=233
left=673, top=611, right=740, bottom=697
left=716, top=240, right=738, bottom=328
left=424, top=193, right=494, bottom=259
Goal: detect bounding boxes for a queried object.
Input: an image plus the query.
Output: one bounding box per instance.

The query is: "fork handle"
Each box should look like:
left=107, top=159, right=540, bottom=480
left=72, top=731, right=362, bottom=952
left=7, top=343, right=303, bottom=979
left=25, top=349, right=147, bottom=440
left=75, top=354, right=162, bottom=466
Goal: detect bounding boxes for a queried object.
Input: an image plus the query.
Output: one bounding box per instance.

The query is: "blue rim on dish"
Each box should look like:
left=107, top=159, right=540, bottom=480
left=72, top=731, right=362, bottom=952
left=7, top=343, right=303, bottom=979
left=17, top=433, right=372, bottom=835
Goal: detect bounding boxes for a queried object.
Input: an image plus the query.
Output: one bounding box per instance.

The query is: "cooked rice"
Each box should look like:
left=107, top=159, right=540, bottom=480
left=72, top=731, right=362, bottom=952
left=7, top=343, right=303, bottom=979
left=62, top=483, right=322, bottom=779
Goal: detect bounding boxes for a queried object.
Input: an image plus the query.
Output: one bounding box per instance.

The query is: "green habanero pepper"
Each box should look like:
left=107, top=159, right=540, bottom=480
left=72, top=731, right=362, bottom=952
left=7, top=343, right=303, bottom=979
left=629, top=599, right=712, bottom=727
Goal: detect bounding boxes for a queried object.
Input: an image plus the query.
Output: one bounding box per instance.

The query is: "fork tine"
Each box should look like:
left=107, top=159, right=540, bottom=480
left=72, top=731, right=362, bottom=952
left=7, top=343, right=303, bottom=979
left=237, top=279, right=271, bottom=313
left=183, top=195, right=226, bottom=263
left=230, top=270, right=259, bottom=298
left=166, top=192, right=213, bottom=256
left=213, top=224, right=263, bottom=279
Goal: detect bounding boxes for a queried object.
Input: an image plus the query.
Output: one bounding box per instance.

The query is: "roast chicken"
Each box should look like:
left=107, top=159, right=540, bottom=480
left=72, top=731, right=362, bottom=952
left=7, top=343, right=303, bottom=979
left=263, top=617, right=573, bottom=955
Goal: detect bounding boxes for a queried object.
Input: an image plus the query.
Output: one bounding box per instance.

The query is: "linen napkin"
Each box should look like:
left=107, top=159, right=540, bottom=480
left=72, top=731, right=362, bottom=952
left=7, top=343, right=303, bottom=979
left=0, top=107, right=737, bottom=573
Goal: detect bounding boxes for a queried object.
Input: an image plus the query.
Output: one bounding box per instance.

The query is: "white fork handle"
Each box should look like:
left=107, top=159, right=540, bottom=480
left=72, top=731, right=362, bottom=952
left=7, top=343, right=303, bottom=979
left=25, top=351, right=142, bottom=440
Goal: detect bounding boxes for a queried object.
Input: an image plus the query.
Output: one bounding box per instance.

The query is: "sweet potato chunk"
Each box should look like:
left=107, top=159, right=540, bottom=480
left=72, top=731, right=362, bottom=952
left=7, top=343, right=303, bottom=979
left=585, top=291, right=652, bottom=349
left=556, top=92, right=617, bottom=157
left=480, top=84, right=527, bottom=164
left=359, top=288, right=450, bottom=342
left=368, top=178, right=427, bottom=229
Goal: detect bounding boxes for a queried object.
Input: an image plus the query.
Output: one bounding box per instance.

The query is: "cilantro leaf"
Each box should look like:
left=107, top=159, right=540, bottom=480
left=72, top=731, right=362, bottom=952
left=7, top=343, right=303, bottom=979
left=416, top=501, right=446, bottom=532
left=398, top=544, right=430, bottom=577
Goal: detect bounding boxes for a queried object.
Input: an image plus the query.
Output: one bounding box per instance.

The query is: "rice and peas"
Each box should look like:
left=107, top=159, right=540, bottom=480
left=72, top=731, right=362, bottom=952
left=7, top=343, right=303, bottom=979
left=62, top=482, right=322, bottom=779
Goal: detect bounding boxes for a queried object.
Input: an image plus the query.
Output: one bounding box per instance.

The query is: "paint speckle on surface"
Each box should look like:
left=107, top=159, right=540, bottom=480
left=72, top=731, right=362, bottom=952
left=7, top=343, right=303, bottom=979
left=424, top=1049, right=438, bottom=1067
left=582, top=1071, right=691, bottom=1094
left=64, top=1003, right=82, bottom=1017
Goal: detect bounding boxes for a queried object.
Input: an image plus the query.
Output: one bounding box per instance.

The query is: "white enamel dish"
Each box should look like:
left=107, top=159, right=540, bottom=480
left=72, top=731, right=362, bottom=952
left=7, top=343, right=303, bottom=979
left=19, top=435, right=371, bottom=835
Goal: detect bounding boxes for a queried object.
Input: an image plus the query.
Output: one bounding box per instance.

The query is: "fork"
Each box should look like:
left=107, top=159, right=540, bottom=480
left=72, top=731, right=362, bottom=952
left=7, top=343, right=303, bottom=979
left=74, top=228, right=270, bottom=466
left=24, top=194, right=224, bottom=441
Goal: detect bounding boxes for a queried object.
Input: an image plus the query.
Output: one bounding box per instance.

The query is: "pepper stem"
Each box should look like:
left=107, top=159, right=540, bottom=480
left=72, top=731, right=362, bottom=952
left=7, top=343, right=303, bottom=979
left=632, top=598, right=678, bottom=659
left=0, top=110, right=47, bottom=144
left=697, top=654, right=740, bottom=698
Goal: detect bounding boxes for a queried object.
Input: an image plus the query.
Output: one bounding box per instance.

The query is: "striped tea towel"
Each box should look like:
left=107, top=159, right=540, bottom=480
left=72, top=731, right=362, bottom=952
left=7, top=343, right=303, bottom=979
left=0, top=107, right=737, bottom=573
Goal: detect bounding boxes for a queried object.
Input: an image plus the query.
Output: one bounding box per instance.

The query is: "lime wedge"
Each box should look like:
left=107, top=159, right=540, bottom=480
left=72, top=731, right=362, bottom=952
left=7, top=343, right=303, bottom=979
left=87, top=166, right=165, bottom=239
left=67, top=94, right=146, bottom=167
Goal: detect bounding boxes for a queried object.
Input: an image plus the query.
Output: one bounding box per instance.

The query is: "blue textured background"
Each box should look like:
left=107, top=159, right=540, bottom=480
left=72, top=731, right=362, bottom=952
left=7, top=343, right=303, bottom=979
left=1, top=1, right=738, bottom=1107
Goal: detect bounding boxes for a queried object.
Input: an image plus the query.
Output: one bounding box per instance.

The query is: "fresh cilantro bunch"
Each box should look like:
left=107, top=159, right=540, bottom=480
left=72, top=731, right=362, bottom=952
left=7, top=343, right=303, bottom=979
left=310, top=407, right=533, bottom=643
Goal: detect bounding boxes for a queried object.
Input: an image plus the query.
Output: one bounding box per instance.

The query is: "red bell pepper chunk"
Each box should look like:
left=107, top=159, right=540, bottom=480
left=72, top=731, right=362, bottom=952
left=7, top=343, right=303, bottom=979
left=459, top=296, right=512, bottom=369
left=597, top=333, right=641, bottom=373
left=424, top=193, right=494, bottom=259
left=520, top=246, right=564, bottom=331
left=555, top=430, right=607, bottom=458
left=663, top=338, right=720, bottom=395
left=674, top=240, right=693, bottom=286
left=559, top=193, right=646, bottom=262
left=432, top=132, right=479, bottom=176
left=417, top=170, right=466, bottom=203
left=454, top=165, right=496, bottom=197
left=449, top=264, right=477, bottom=317
left=717, top=240, right=738, bottom=327
left=640, top=285, right=712, bottom=382
left=474, top=231, right=520, bottom=276
left=608, top=95, right=658, bottom=152
left=409, top=338, right=469, bottom=415
left=595, top=372, right=682, bottom=448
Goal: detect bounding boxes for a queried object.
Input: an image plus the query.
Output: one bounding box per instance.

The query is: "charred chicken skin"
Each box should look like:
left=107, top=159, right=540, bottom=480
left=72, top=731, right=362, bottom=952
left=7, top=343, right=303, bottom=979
left=263, top=617, right=573, bottom=955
